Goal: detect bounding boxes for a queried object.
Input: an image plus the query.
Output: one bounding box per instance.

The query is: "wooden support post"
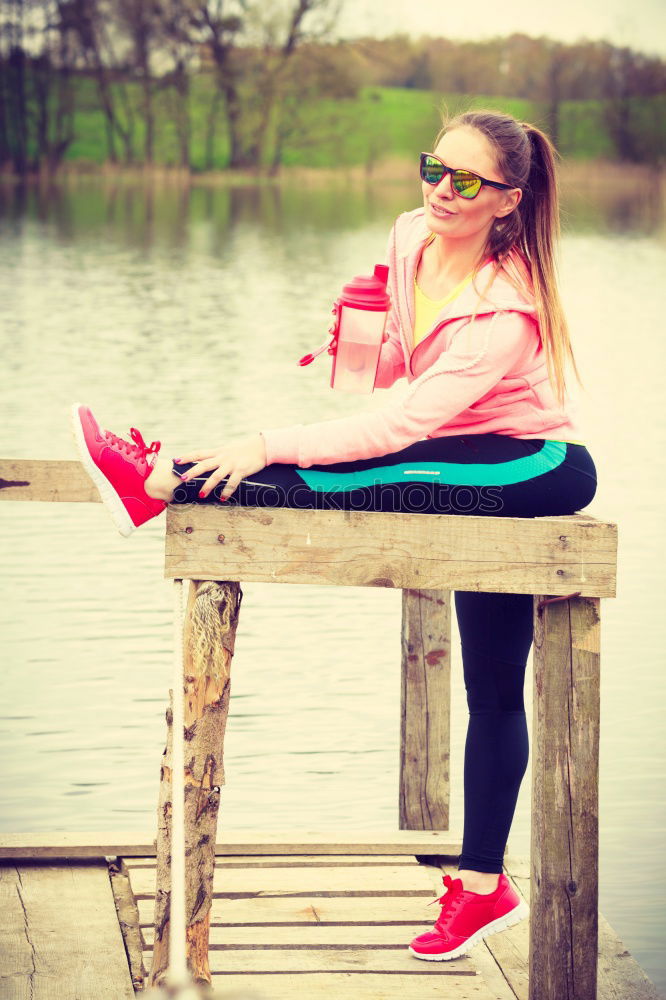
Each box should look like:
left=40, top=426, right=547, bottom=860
left=149, top=579, right=242, bottom=988
left=399, top=588, right=451, bottom=831
left=530, top=594, right=601, bottom=1000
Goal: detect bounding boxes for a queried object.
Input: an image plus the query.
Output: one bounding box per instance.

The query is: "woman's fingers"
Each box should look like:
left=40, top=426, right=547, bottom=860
left=174, top=449, right=217, bottom=465
left=199, top=467, right=230, bottom=499
left=180, top=456, right=221, bottom=482
left=217, top=472, right=244, bottom=502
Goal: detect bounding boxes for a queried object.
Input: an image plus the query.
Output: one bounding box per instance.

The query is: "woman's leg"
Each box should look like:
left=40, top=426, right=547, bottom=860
left=454, top=590, right=533, bottom=888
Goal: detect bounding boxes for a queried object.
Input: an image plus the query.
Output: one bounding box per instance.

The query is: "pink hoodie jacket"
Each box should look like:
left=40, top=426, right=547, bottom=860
left=261, top=208, right=582, bottom=468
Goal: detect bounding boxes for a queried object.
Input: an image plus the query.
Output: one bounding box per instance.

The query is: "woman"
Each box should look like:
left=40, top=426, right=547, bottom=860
left=72, top=109, right=597, bottom=962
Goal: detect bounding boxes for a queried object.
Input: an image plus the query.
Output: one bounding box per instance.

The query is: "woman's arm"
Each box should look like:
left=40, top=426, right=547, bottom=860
left=262, top=310, right=535, bottom=468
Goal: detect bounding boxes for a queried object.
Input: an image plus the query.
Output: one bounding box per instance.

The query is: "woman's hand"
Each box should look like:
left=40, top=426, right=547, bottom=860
left=176, top=433, right=267, bottom=501
left=327, top=329, right=391, bottom=355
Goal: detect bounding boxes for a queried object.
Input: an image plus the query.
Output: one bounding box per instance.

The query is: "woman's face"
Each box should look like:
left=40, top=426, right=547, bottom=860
left=422, top=126, right=521, bottom=244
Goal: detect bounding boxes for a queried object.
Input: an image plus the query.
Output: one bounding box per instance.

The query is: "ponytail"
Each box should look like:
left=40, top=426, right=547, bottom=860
left=518, top=125, right=582, bottom=407
left=439, top=110, right=582, bottom=407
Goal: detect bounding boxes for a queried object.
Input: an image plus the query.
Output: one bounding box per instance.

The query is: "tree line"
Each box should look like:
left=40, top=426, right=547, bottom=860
left=1, top=0, right=664, bottom=177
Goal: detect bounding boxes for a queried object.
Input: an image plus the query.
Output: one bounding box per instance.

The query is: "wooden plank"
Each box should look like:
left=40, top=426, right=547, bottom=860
left=202, top=972, right=499, bottom=999
left=136, top=894, right=451, bottom=926
left=400, top=588, right=451, bottom=830
left=0, top=864, right=34, bottom=997
left=471, top=943, right=520, bottom=1000
left=530, top=595, right=600, bottom=1000
left=127, top=862, right=440, bottom=897
left=204, top=946, right=478, bottom=975
left=142, top=923, right=436, bottom=947
left=0, top=459, right=101, bottom=503
left=0, top=830, right=463, bottom=860
left=124, top=854, right=420, bottom=869
left=108, top=860, right=146, bottom=991
left=164, top=505, right=617, bottom=597
left=0, top=862, right=135, bottom=1000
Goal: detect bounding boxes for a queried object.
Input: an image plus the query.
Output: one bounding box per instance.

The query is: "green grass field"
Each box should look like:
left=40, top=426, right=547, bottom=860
left=61, top=80, right=665, bottom=170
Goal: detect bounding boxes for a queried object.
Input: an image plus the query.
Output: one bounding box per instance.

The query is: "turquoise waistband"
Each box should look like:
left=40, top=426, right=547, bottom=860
left=296, top=440, right=568, bottom=493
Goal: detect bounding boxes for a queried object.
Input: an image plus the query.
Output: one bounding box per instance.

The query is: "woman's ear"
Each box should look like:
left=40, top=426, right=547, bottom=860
left=495, top=188, right=522, bottom=219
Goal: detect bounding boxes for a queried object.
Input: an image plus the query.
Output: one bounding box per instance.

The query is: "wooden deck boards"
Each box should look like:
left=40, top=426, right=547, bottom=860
left=1, top=845, right=662, bottom=1000
left=0, top=860, right=135, bottom=1000
left=131, top=851, right=491, bottom=999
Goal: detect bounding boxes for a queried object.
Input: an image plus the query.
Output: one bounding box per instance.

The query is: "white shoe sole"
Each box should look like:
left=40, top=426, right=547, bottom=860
left=409, top=897, right=530, bottom=962
left=70, top=403, right=136, bottom=538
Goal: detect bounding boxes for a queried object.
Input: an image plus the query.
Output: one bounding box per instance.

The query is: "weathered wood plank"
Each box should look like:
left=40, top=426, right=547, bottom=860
left=142, top=923, right=434, bottom=947
left=530, top=595, right=601, bottom=1000
left=108, top=859, right=146, bottom=991
left=124, top=854, right=420, bottom=869
left=204, top=972, right=499, bottom=999
left=203, top=946, right=478, bottom=974
left=136, top=894, right=451, bottom=926
left=164, top=505, right=617, bottom=596
left=471, top=942, right=521, bottom=1000
left=0, top=830, right=463, bottom=860
left=128, top=863, right=440, bottom=897
left=0, top=460, right=101, bottom=503
left=400, top=588, right=451, bottom=830
left=0, top=862, right=135, bottom=1000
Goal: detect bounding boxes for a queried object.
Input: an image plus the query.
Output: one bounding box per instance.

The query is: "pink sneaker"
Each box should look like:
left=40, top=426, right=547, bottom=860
left=71, top=404, right=167, bottom=536
left=409, top=873, right=529, bottom=961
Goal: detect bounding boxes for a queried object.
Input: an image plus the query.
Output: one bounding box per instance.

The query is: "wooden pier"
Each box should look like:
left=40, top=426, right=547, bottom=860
left=1, top=457, right=661, bottom=999
left=1, top=833, right=662, bottom=1000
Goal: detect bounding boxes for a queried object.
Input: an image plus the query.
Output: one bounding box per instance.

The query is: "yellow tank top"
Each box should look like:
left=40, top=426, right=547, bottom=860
left=413, top=272, right=474, bottom=349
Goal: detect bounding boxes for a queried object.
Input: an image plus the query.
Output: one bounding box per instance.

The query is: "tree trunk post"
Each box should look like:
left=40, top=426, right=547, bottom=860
left=529, top=594, right=600, bottom=1000
left=149, top=579, right=242, bottom=988
left=399, top=588, right=451, bottom=831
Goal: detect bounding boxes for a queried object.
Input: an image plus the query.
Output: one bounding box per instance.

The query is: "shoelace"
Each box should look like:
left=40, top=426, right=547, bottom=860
left=429, top=874, right=466, bottom=927
left=105, top=427, right=161, bottom=466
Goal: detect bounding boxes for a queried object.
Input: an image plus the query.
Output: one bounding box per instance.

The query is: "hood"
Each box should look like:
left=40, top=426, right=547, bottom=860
left=392, top=207, right=537, bottom=324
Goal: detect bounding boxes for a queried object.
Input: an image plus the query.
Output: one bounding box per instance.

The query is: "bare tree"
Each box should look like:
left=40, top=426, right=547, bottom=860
left=189, top=0, right=340, bottom=169
left=116, top=0, right=163, bottom=164
left=158, top=0, right=199, bottom=168
left=0, top=0, right=80, bottom=174
left=60, top=0, right=136, bottom=164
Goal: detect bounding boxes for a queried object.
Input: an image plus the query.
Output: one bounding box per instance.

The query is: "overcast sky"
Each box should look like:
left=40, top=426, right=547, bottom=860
left=335, top=0, right=666, bottom=59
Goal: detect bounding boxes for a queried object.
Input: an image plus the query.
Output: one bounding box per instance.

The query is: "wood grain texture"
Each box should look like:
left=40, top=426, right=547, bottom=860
left=0, top=830, right=463, bottom=859
left=0, top=460, right=101, bottom=502
left=164, top=505, right=617, bottom=596
left=150, top=580, right=242, bottom=988
left=0, top=861, right=135, bottom=999
left=136, top=891, right=453, bottom=927
left=202, top=973, right=498, bottom=999
left=108, top=859, right=146, bottom=991
left=400, top=589, right=451, bottom=830
left=203, top=947, right=475, bottom=973
left=129, top=862, right=442, bottom=897
left=529, top=595, right=601, bottom=1000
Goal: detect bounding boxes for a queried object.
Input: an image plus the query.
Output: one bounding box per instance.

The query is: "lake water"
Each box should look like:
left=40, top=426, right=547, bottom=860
left=0, top=171, right=665, bottom=992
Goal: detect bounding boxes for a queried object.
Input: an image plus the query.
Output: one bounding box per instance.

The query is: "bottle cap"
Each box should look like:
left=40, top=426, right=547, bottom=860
left=339, top=265, right=390, bottom=311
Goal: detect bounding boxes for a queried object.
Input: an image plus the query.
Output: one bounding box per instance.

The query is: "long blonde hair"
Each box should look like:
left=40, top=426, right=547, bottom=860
left=436, top=110, right=582, bottom=406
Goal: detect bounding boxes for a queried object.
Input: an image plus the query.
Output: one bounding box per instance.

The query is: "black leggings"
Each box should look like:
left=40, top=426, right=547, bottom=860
left=173, top=434, right=598, bottom=874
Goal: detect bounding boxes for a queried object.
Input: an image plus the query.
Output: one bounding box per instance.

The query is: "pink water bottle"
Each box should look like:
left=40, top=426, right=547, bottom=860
left=298, top=264, right=391, bottom=395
